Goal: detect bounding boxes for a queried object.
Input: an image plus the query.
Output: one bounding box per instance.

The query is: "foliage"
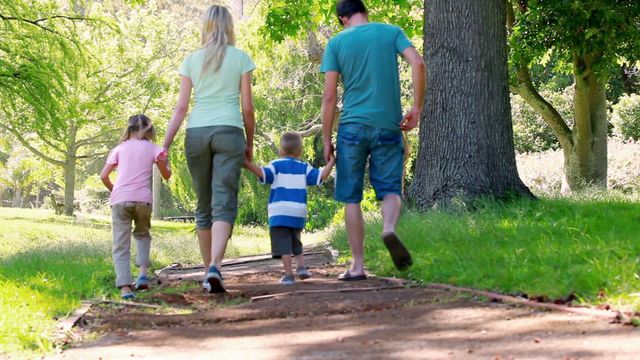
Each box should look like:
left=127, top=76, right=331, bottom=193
left=0, top=208, right=274, bottom=355
left=611, top=93, right=640, bottom=141
left=331, top=194, right=640, bottom=312
left=511, top=88, right=574, bottom=153
left=509, top=0, right=640, bottom=76
left=0, top=0, right=87, bottom=132
left=261, top=0, right=423, bottom=42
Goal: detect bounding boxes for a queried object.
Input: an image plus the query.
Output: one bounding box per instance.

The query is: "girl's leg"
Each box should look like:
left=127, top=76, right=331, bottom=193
left=133, top=203, right=153, bottom=279
left=112, top=204, right=134, bottom=288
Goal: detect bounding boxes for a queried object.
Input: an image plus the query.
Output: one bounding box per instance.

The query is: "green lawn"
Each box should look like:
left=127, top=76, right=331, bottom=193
left=0, top=208, right=275, bottom=356
left=330, top=194, right=640, bottom=312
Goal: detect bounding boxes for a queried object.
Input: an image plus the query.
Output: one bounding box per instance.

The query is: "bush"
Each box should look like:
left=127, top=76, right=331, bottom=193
left=511, top=87, right=574, bottom=153
left=612, top=94, right=640, bottom=141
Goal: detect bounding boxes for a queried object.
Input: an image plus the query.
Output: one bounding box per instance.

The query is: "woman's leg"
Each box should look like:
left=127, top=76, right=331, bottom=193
left=209, top=221, right=232, bottom=269
left=197, top=228, right=212, bottom=267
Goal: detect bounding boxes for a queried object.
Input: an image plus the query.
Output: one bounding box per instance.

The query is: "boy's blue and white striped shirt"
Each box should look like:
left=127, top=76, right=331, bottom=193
left=259, top=157, right=323, bottom=229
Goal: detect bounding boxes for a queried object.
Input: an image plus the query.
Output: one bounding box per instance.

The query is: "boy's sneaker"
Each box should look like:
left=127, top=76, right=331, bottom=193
left=134, top=275, right=150, bottom=291
left=202, top=280, right=211, bottom=292
left=205, top=265, right=226, bottom=293
left=280, top=274, right=295, bottom=285
left=296, top=267, right=312, bottom=280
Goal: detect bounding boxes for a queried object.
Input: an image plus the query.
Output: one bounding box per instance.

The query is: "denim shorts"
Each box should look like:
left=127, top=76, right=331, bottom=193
left=335, top=123, right=404, bottom=204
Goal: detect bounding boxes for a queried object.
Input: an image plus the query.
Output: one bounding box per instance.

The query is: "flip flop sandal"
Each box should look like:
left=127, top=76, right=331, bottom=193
left=134, top=275, right=150, bottom=291
left=382, top=232, right=413, bottom=271
left=337, top=270, right=367, bottom=281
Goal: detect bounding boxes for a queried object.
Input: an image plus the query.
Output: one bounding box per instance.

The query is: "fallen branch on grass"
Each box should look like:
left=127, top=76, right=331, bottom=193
left=98, top=300, right=166, bottom=310
left=425, top=283, right=626, bottom=322
left=250, top=285, right=413, bottom=302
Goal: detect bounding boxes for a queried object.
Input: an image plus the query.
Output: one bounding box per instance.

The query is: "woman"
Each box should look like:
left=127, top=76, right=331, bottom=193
left=163, top=5, right=255, bottom=293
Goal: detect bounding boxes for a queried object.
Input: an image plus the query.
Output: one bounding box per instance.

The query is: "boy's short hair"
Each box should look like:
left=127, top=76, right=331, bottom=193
left=336, top=0, right=367, bottom=24
left=280, top=131, right=303, bottom=156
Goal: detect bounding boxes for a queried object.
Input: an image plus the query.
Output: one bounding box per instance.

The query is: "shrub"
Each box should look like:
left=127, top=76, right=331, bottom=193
left=511, top=87, right=574, bottom=153
left=611, top=94, right=640, bottom=141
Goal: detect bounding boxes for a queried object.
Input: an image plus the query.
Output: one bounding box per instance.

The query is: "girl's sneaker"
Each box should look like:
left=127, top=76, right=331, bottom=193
left=280, top=274, right=295, bottom=285
left=296, top=267, right=312, bottom=280
left=205, top=265, right=226, bottom=293
left=134, top=275, right=150, bottom=291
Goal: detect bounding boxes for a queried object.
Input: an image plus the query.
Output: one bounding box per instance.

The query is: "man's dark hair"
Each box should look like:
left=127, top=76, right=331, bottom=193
left=336, top=0, right=367, bottom=25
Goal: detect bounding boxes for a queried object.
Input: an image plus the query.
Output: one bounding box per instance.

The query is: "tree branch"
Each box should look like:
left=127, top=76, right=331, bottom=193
left=0, top=124, right=65, bottom=166
left=75, top=129, right=119, bottom=147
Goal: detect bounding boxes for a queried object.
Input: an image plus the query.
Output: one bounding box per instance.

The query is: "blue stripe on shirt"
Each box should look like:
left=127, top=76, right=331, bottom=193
left=269, top=215, right=306, bottom=229
left=269, top=188, right=307, bottom=204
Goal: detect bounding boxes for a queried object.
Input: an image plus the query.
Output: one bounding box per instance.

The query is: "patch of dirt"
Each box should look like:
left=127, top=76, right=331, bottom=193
left=54, top=249, right=640, bottom=360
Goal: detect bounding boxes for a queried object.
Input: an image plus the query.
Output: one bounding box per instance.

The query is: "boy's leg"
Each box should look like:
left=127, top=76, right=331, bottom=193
left=132, top=202, right=153, bottom=277
left=112, top=203, right=134, bottom=288
left=281, top=255, right=293, bottom=276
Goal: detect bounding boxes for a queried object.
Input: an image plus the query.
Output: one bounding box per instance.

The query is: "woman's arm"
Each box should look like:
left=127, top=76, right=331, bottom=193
left=240, top=72, right=255, bottom=162
left=163, top=76, right=193, bottom=150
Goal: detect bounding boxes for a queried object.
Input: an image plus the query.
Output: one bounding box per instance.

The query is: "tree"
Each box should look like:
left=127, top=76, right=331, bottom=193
left=1, top=3, right=185, bottom=215
left=508, top=0, right=640, bottom=191
left=408, top=0, right=531, bottom=207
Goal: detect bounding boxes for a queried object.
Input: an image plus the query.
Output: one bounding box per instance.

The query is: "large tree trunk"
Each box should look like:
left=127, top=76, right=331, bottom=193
left=63, top=124, right=78, bottom=216
left=152, top=166, right=162, bottom=219
left=410, top=0, right=531, bottom=207
left=563, top=55, right=608, bottom=191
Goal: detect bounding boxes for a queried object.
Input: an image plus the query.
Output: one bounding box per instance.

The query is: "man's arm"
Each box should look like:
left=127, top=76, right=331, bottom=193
left=322, top=71, right=340, bottom=162
left=401, top=47, right=426, bottom=131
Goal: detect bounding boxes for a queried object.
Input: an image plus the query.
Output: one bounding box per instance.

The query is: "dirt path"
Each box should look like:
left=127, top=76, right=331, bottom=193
left=55, top=247, right=640, bottom=360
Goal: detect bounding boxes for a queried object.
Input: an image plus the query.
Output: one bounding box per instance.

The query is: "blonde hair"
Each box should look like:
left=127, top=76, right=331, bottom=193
left=280, top=132, right=303, bottom=156
left=200, top=5, right=235, bottom=73
left=120, top=114, right=156, bottom=142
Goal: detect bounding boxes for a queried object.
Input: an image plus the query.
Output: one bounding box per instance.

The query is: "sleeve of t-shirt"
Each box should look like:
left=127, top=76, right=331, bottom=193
left=241, top=52, right=256, bottom=75
left=153, top=145, right=168, bottom=162
left=395, top=27, right=413, bottom=54
left=320, top=40, right=340, bottom=73
left=259, top=163, right=276, bottom=185
left=305, top=164, right=323, bottom=186
left=178, top=54, right=191, bottom=78
left=106, top=146, right=119, bottom=166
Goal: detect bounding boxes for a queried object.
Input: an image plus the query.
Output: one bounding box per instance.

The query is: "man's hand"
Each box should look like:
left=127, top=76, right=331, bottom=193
left=401, top=106, right=422, bottom=131
left=245, top=145, right=253, bottom=163
left=323, top=141, right=335, bottom=163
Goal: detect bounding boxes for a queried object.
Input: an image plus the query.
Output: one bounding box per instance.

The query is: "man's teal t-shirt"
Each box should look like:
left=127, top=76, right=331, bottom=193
left=179, top=46, right=256, bottom=129
left=320, top=23, right=413, bottom=130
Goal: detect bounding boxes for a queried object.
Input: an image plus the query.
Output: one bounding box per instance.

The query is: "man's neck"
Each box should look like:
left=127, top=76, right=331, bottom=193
left=345, top=13, right=368, bottom=28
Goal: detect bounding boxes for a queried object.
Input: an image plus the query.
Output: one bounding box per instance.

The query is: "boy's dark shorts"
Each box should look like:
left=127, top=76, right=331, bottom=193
left=270, top=226, right=303, bottom=258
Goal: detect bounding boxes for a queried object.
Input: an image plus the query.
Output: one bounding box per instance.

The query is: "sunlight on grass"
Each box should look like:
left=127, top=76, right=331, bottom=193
left=0, top=208, right=273, bottom=356
left=331, top=194, right=640, bottom=312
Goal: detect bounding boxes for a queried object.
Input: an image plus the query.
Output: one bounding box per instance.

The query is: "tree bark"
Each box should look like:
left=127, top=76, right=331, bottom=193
left=563, top=54, right=608, bottom=191
left=410, top=0, right=532, bottom=208
left=152, top=166, right=162, bottom=219
left=63, top=124, right=78, bottom=216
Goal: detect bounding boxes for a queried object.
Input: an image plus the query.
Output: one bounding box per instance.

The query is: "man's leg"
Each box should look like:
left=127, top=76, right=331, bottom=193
left=345, top=203, right=366, bottom=275
left=382, top=193, right=402, bottom=235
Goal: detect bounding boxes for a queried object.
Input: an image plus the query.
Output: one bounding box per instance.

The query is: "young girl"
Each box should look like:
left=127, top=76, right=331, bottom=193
left=101, top=114, right=171, bottom=300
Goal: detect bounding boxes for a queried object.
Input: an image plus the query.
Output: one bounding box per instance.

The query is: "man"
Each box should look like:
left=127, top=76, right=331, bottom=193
left=321, top=0, right=425, bottom=279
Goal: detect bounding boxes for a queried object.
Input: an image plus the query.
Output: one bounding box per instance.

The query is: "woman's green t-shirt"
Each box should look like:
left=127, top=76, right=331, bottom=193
left=179, top=46, right=256, bottom=129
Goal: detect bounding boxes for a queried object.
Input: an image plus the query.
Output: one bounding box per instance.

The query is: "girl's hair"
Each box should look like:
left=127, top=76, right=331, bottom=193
left=200, top=5, right=235, bottom=74
left=120, top=114, right=156, bottom=142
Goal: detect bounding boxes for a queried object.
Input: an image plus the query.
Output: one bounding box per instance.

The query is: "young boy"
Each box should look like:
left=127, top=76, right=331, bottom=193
left=244, top=131, right=335, bottom=285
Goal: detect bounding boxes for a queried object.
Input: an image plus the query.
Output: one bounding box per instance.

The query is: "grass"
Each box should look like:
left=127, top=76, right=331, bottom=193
left=0, top=208, right=277, bottom=356
left=330, top=193, right=640, bottom=312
